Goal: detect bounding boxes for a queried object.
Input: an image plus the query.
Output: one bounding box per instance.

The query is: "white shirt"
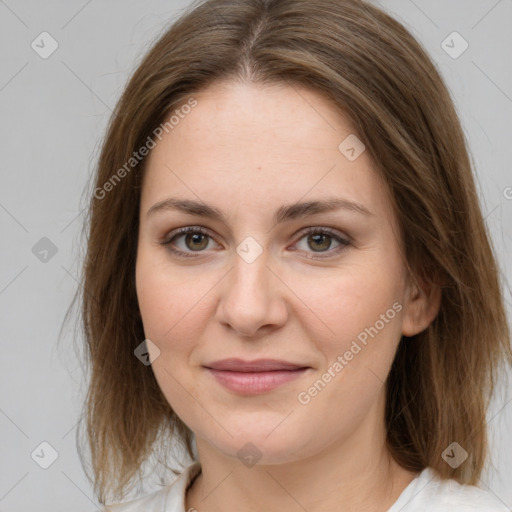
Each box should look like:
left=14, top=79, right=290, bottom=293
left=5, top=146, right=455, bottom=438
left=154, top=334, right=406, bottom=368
left=102, top=462, right=510, bottom=511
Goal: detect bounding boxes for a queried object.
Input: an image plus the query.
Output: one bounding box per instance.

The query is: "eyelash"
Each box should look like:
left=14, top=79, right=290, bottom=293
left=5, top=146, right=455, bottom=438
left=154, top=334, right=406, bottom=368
left=161, top=226, right=351, bottom=260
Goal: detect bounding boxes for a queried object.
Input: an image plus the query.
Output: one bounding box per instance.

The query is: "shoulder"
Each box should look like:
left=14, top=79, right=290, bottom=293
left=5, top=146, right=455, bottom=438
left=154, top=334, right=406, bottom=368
left=101, top=461, right=202, bottom=512
left=390, top=467, right=510, bottom=512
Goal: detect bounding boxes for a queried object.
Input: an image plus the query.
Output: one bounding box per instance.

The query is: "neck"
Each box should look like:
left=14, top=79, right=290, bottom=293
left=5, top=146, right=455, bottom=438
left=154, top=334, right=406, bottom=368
left=186, top=414, right=419, bottom=512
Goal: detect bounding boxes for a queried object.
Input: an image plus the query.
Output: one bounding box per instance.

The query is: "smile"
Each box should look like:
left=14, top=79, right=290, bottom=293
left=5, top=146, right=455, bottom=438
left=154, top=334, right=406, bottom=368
left=203, top=358, right=311, bottom=395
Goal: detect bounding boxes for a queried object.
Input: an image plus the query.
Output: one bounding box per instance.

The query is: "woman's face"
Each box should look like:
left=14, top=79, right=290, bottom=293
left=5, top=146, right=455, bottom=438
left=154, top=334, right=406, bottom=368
left=136, top=81, right=424, bottom=465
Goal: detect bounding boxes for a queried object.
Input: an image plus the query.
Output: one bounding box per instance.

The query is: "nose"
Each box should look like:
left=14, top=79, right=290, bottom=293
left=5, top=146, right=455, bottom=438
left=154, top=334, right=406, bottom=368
left=214, top=247, right=288, bottom=339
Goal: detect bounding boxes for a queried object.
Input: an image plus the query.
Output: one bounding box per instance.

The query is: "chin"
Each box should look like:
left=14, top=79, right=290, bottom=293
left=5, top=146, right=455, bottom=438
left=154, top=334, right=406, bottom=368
left=195, top=416, right=319, bottom=466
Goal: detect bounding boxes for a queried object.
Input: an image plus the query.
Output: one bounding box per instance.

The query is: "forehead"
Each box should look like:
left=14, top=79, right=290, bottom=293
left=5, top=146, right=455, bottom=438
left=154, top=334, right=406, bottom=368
left=140, top=81, right=391, bottom=221
left=168, top=80, right=358, bottom=152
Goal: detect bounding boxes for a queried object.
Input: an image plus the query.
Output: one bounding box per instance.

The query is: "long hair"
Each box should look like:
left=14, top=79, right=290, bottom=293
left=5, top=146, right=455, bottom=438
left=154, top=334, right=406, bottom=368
left=67, top=0, right=511, bottom=503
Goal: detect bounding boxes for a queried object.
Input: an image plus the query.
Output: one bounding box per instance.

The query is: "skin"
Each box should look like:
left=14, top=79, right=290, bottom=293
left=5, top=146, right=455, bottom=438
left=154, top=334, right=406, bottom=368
left=135, top=81, right=441, bottom=512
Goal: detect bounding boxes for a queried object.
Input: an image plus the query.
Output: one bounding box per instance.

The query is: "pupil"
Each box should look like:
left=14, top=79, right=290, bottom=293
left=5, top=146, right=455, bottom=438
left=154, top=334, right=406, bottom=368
left=309, top=233, right=331, bottom=252
left=186, top=233, right=208, bottom=251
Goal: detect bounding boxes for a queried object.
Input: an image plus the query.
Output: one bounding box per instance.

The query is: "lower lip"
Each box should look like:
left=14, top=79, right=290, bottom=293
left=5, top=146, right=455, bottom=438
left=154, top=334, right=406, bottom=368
left=205, top=368, right=309, bottom=394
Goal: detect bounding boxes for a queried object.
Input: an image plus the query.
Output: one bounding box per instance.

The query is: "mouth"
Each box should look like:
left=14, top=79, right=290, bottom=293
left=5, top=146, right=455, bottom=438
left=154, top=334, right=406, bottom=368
left=203, top=358, right=311, bottom=395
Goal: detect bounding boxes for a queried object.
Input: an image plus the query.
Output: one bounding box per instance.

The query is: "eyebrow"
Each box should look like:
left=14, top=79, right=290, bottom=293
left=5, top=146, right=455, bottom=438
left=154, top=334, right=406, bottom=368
left=146, top=196, right=373, bottom=224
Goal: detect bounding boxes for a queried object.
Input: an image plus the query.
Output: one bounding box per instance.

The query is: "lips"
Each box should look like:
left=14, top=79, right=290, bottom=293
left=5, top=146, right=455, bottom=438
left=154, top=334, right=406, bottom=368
left=203, top=358, right=311, bottom=395
left=204, top=358, right=309, bottom=372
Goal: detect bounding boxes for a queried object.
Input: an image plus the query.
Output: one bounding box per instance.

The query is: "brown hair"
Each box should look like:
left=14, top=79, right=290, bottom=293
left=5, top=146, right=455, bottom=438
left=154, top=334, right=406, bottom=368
left=67, top=0, right=512, bottom=504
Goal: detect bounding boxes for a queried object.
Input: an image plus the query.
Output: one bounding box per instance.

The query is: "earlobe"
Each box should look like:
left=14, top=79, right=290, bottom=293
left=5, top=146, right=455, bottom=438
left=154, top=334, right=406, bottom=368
left=401, top=276, right=442, bottom=337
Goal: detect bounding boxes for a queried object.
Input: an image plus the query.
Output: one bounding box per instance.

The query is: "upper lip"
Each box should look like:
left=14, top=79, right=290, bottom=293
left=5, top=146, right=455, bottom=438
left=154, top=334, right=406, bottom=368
left=204, top=358, right=309, bottom=372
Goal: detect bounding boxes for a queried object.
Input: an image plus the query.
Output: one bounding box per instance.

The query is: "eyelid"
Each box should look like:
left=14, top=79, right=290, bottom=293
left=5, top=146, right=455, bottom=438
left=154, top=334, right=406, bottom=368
left=293, top=226, right=351, bottom=243
left=162, top=225, right=213, bottom=242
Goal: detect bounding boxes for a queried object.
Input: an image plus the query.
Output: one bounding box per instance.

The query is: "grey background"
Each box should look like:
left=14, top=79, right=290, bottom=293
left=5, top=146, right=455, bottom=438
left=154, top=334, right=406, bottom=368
left=0, top=0, right=511, bottom=510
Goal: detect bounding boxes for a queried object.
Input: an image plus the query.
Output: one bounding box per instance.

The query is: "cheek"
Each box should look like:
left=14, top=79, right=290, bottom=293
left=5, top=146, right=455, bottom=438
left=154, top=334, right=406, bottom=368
left=290, top=268, right=404, bottom=438
left=290, top=256, right=404, bottom=349
left=288, top=262, right=406, bottom=421
left=135, top=248, right=212, bottom=342
left=136, top=261, right=193, bottom=370
left=135, top=253, right=208, bottom=417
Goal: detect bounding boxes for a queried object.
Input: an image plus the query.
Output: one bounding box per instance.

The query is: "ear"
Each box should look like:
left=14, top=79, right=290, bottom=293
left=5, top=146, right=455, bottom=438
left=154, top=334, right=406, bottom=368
left=401, top=274, right=442, bottom=337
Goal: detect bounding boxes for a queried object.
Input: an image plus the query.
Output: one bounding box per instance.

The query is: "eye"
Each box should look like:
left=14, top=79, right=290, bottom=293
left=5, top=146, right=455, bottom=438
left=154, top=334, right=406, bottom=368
left=162, top=226, right=219, bottom=257
left=291, top=227, right=351, bottom=259
left=161, top=226, right=351, bottom=259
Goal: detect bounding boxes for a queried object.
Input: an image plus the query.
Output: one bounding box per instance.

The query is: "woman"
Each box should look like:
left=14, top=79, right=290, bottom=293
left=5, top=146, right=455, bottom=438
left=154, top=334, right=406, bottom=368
left=74, top=0, right=512, bottom=510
